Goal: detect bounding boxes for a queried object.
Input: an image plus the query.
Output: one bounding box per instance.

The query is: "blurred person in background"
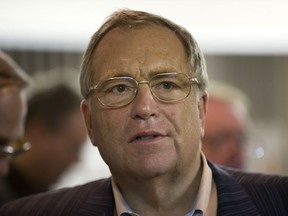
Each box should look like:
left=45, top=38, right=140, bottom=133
left=0, top=50, right=31, bottom=204
left=1, top=84, right=87, bottom=205
left=202, top=80, right=250, bottom=169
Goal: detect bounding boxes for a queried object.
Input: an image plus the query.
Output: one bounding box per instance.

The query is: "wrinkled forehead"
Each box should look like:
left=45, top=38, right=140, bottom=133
left=90, top=25, right=188, bottom=80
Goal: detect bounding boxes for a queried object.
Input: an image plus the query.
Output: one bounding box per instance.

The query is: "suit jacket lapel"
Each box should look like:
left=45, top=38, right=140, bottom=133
left=77, top=164, right=261, bottom=216
left=209, top=162, right=261, bottom=216
left=79, top=178, right=115, bottom=216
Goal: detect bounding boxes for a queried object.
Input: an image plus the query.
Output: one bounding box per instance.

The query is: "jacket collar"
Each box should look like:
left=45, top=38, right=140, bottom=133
left=209, top=162, right=261, bottom=216
left=78, top=163, right=261, bottom=216
left=79, top=179, right=115, bottom=216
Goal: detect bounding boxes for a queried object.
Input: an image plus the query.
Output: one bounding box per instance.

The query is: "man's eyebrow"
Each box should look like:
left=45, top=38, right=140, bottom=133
left=100, top=72, right=132, bottom=79
left=102, top=69, right=179, bottom=79
left=112, top=72, right=132, bottom=77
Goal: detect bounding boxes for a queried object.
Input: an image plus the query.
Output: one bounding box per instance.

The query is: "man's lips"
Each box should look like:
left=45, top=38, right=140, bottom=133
left=129, top=131, right=165, bottom=143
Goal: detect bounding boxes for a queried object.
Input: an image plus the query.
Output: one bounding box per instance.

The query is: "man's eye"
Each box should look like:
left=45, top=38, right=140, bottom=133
left=112, top=85, right=126, bottom=93
left=108, top=84, right=133, bottom=94
left=156, top=81, right=181, bottom=91
left=161, top=82, right=177, bottom=89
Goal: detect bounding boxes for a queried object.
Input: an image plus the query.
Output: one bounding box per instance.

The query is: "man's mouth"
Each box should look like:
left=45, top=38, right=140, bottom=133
left=135, top=135, right=158, bottom=140
left=130, top=132, right=164, bottom=143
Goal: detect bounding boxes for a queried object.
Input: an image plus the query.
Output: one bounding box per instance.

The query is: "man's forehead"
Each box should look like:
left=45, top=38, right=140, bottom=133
left=93, top=25, right=185, bottom=63
left=98, top=25, right=178, bottom=46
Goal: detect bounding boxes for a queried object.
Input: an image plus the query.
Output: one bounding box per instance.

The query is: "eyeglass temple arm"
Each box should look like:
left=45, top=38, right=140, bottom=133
left=191, top=77, right=199, bottom=84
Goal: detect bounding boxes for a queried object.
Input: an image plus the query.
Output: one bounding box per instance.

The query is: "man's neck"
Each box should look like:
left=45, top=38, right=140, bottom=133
left=113, top=159, right=203, bottom=216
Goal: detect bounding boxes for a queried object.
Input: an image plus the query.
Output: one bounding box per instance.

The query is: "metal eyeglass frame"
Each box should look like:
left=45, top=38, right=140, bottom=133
left=88, top=72, right=199, bottom=108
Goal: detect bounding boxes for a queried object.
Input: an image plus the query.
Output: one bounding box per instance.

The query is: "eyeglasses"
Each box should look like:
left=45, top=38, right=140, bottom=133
left=0, top=139, right=31, bottom=157
left=88, top=72, right=199, bottom=108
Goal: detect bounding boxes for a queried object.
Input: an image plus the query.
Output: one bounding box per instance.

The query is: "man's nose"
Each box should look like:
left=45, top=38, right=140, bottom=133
left=130, top=84, right=158, bottom=120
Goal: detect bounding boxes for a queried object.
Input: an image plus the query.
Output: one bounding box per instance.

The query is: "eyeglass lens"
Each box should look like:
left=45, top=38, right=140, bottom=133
left=94, top=73, right=193, bottom=107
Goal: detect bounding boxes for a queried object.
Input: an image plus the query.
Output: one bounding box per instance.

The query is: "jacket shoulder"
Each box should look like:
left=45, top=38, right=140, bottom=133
left=0, top=178, right=113, bottom=216
left=223, top=166, right=288, bottom=215
left=224, top=166, right=288, bottom=185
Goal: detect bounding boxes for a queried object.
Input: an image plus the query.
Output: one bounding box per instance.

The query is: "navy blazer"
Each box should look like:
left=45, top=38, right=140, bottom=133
left=0, top=162, right=288, bottom=216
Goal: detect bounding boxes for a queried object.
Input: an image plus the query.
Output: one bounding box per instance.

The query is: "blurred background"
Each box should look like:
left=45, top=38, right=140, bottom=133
left=1, top=0, right=288, bottom=187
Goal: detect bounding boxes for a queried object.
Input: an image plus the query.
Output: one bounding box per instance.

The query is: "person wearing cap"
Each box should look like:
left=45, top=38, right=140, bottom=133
left=202, top=80, right=250, bottom=169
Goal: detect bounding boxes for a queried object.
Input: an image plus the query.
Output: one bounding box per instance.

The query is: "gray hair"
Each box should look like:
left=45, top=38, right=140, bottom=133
left=208, top=80, right=250, bottom=113
left=80, top=9, right=208, bottom=99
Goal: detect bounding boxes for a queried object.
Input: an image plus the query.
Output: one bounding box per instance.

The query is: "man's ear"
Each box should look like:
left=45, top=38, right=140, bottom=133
left=80, top=99, right=96, bottom=145
left=198, top=91, right=208, bottom=137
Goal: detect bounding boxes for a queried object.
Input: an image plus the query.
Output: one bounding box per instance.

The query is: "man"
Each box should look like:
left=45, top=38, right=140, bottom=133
left=0, top=84, right=87, bottom=205
left=1, top=9, right=288, bottom=216
left=202, top=80, right=250, bottom=169
left=0, top=50, right=31, bottom=176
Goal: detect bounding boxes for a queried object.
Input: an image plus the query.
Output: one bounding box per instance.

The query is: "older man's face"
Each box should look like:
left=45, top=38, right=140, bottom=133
left=82, top=25, right=207, bottom=179
left=0, top=87, right=26, bottom=176
left=202, top=98, right=247, bottom=169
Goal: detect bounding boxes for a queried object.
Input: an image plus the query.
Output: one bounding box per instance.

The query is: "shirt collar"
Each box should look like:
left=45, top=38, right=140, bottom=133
left=196, top=152, right=217, bottom=215
left=111, top=152, right=216, bottom=216
left=112, top=178, right=139, bottom=216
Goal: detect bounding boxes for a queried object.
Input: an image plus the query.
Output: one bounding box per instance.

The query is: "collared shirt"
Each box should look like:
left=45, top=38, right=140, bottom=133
left=112, top=152, right=217, bottom=216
